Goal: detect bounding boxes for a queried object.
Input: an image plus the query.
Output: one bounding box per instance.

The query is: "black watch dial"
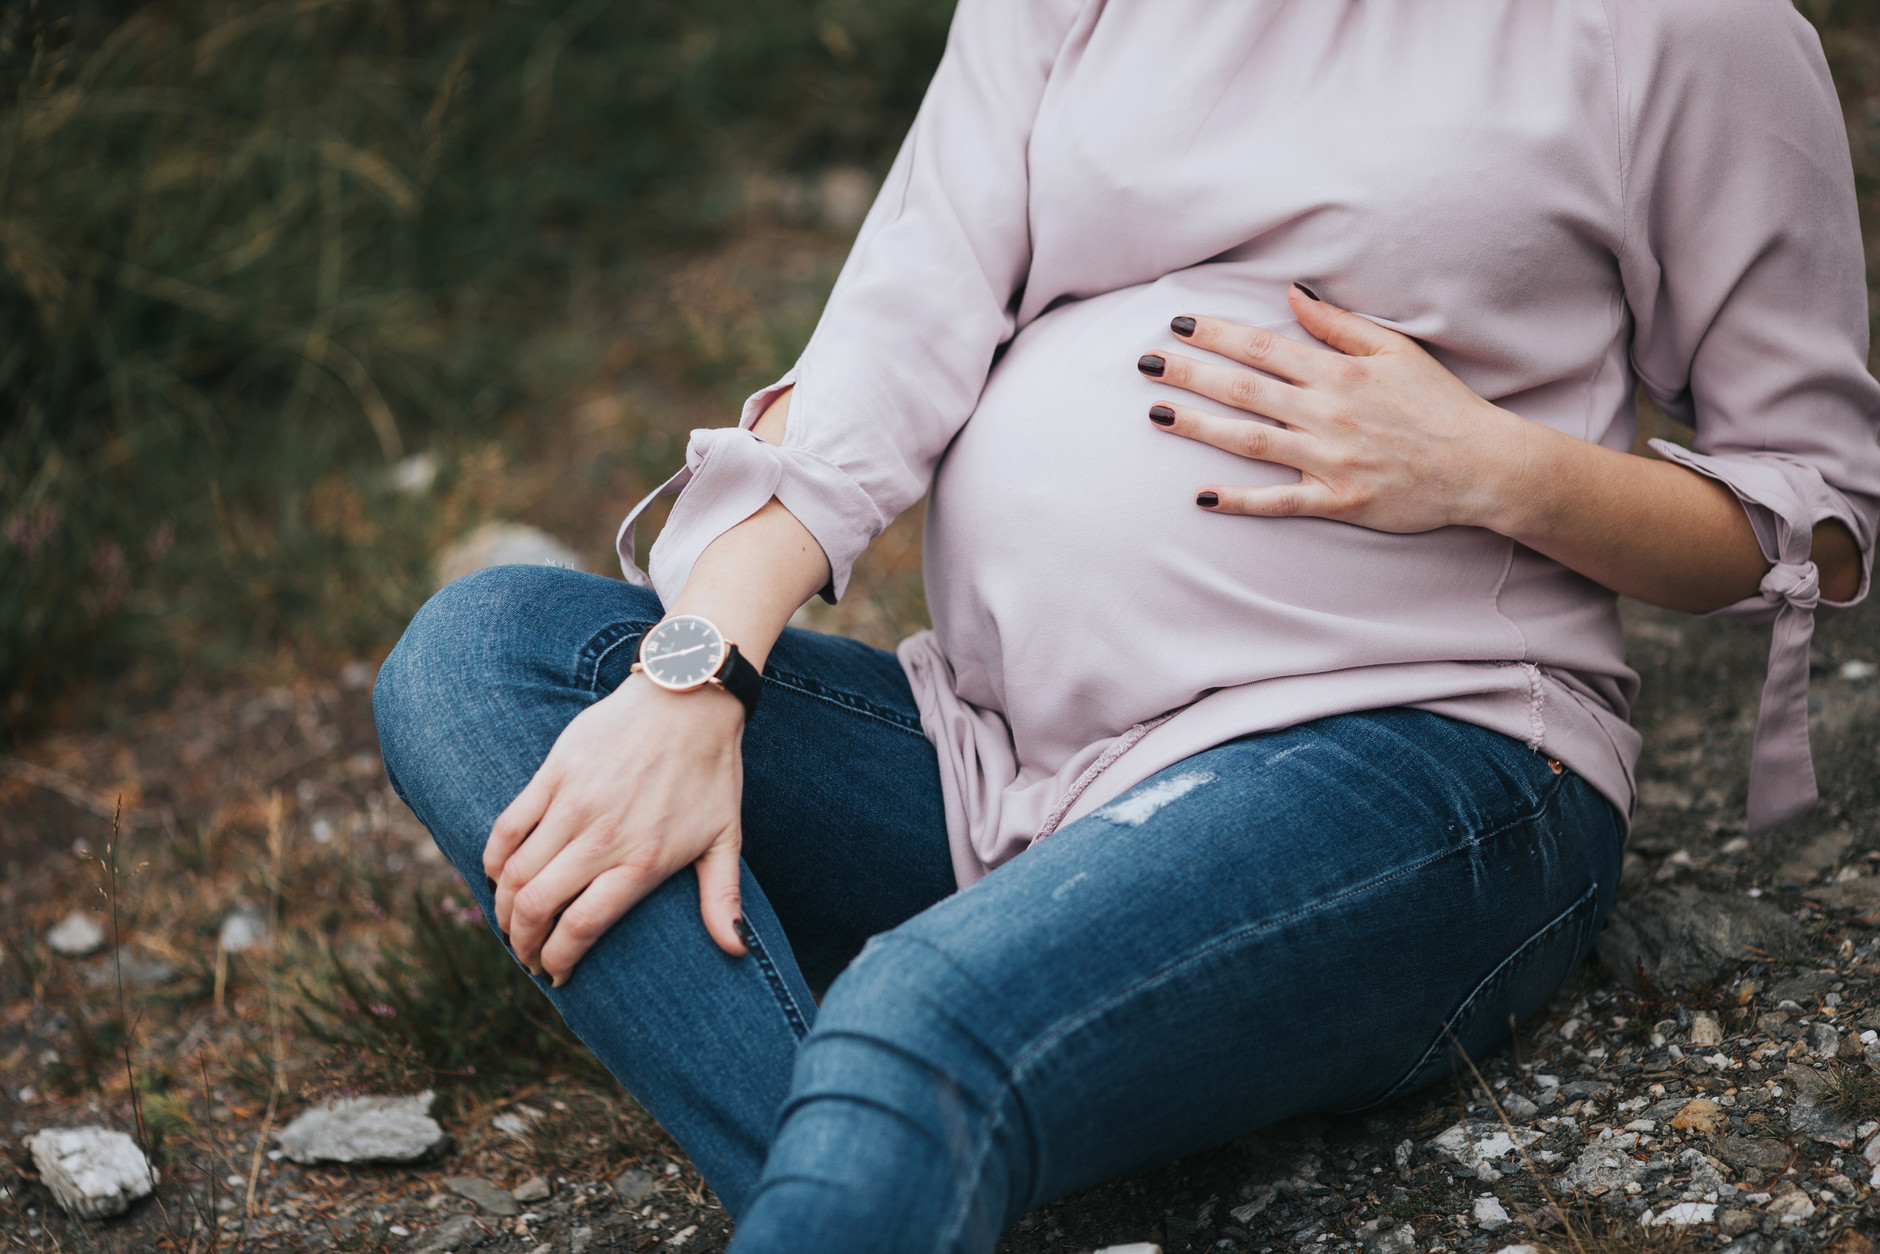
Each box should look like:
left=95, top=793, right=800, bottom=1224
left=639, top=615, right=727, bottom=690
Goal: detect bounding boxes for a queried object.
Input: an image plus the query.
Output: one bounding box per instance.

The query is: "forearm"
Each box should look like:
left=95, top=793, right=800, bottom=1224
left=667, top=388, right=827, bottom=671
left=1483, top=421, right=1861, bottom=613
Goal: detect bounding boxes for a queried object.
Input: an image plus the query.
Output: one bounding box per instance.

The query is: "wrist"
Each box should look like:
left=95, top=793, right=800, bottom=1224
left=1460, top=403, right=1552, bottom=538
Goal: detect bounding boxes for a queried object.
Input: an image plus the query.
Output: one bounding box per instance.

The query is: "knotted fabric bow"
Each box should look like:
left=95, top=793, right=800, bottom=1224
left=1746, top=557, right=1820, bottom=833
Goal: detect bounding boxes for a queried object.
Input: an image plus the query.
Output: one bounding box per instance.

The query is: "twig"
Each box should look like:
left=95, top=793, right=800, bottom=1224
left=1, top=754, right=151, bottom=826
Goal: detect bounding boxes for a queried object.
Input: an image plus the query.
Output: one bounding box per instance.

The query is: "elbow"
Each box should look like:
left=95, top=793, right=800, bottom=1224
left=1811, top=517, right=1863, bottom=603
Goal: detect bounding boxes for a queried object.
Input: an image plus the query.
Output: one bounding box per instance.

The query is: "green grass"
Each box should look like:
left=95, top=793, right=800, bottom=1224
left=0, top=0, right=950, bottom=737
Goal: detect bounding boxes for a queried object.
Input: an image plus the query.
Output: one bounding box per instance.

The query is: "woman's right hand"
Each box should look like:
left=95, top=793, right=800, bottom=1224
left=484, top=672, right=750, bottom=984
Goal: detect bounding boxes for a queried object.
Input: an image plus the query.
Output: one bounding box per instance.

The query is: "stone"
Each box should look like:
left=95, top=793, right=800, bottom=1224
left=1829, top=1232, right=1876, bottom=1254
left=46, top=912, right=105, bottom=957
left=412, top=1213, right=481, bottom=1254
left=1490, top=1246, right=1539, bottom=1254
left=1807, top=879, right=1880, bottom=913
left=445, top=1175, right=517, bottom=1217
left=1720, top=1209, right=1758, bottom=1236
left=1560, top=1079, right=1616, bottom=1102
left=1647, top=1202, right=1717, bottom=1226
left=434, top=522, right=585, bottom=591
left=491, top=1112, right=533, bottom=1139
left=1088, top=1247, right=1162, bottom=1254
left=79, top=952, right=179, bottom=988
left=1473, top=1195, right=1510, bottom=1230
left=1776, top=829, right=1853, bottom=885
left=1670, top=1098, right=1731, bottom=1136
left=1690, top=1014, right=1723, bottom=1047
left=1786, top=1064, right=1866, bottom=1147
left=1595, top=886, right=1808, bottom=989
left=275, top=1091, right=447, bottom=1164
left=1769, top=971, right=1837, bottom=1005
left=511, top=1175, right=549, bottom=1203
left=25, top=1127, right=158, bottom=1218
left=1766, top=1188, right=1816, bottom=1222
left=1431, top=1122, right=1541, bottom=1167
left=613, top=1168, right=656, bottom=1205
left=1361, top=1221, right=1417, bottom=1254
left=1562, top=1142, right=1672, bottom=1194
left=1808, top=1023, right=1843, bottom=1059
left=1715, top=1136, right=1792, bottom=1174
left=389, top=451, right=439, bottom=496
left=1503, top=1094, right=1539, bottom=1122
left=217, top=905, right=268, bottom=954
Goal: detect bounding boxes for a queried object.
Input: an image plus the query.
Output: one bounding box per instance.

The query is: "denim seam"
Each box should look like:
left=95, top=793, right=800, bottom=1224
left=759, top=666, right=928, bottom=737
left=579, top=619, right=656, bottom=693
left=744, top=925, right=813, bottom=1043
left=1366, top=879, right=1601, bottom=1108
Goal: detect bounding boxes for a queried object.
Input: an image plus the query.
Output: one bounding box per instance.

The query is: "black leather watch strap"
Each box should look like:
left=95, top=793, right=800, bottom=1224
left=714, top=643, right=763, bottom=718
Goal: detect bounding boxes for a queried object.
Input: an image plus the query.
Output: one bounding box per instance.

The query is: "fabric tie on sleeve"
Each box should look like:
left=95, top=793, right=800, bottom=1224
left=1746, top=557, right=1820, bottom=834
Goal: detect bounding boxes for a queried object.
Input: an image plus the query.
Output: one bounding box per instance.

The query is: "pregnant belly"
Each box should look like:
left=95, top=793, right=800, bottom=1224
left=924, top=271, right=1529, bottom=756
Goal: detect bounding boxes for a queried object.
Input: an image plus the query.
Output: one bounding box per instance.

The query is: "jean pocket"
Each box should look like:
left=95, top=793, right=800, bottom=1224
left=1362, top=879, right=1602, bottom=1109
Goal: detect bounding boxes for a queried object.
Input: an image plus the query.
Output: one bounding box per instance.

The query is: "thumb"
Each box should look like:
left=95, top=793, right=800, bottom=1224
left=694, top=824, right=747, bottom=957
left=1289, top=283, right=1398, bottom=357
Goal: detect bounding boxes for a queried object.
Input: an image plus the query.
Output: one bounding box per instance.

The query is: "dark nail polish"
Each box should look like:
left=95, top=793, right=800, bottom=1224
left=485, top=875, right=497, bottom=893
left=1149, top=405, right=1176, bottom=426
left=1294, top=282, right=1321, bottom=302
left=1170, top=316, right=1196, bottom=338
left=1137, top=354, right=1166, bottom=378
left=1196, top=491, right=1220, bottom=508
left=734, top=917, right=752, bottom=946
left=500, top=929, right=512, bottom=949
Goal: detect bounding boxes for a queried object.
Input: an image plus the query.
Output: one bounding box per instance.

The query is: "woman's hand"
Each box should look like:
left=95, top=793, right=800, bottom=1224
left=1139, top=284, right=1531, bottom=533
left=484, top=674, right=749, bottom=986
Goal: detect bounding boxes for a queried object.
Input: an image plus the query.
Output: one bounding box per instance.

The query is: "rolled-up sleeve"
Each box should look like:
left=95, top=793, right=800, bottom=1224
left=617, top=0, right=1090, bottom=604
left=1616, top=0, right=1880, bottom=831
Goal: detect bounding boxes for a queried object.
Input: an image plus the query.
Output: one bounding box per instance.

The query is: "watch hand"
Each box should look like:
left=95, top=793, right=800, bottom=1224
left=652, top=642, right=711, bottom=661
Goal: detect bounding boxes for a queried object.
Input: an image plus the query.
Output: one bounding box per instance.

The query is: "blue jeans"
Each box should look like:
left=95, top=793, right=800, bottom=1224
left=373, top=566, right=1625, bottom=1254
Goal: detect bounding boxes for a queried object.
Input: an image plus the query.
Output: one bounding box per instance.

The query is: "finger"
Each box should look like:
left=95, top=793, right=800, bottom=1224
left=693, top=823, right=747, bottom=958
left=1138, top=351, right=1311, bottom=422
left=1169, top=314, right=1336, bottom=385
left=511, top=829, right=664, bottom=973
left=538, top=864, right=661, bottom=987
left=1195, top=481, right=1344, bottom=519
left=1287, top=284, right=1401, bottom=357
left=1148, top=401, right=1320, bottom=470
left=486, top=766, right=553, bottom=885
left=493, top=795, right=585, bottom=947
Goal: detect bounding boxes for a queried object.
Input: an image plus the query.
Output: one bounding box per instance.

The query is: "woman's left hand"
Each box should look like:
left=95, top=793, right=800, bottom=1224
left=1139, top=285, right=1533, bottom=534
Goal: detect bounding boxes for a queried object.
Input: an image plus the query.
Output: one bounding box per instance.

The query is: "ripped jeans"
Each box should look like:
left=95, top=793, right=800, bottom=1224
left=372, top=567, right=1626, bottom=1254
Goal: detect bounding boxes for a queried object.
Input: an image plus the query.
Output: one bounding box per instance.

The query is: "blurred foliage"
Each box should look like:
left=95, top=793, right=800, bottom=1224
left=0, top=0, right=951, bottom=736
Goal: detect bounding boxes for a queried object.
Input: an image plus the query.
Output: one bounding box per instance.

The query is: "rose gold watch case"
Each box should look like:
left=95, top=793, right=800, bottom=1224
left=631, top=613, right=731, bottom=693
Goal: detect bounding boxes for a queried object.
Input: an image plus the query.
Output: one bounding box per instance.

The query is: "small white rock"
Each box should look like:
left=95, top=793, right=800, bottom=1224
left=388, top=451, right=439, bottom=496
left=1491, top=1246, right=1540, bottom=1254
left=25, top=1127, right=158, bottom=1218
left=1626, top=1119, right=1657, bottom=1133
left=1839, top=660, right=1876, bottom=681
left=275, top=1091, right=446, bottom=1164
left=1648, top=1202, right=1716, bottom=1226
left=1086, top=1246, right=1163, bottom=1254
left=1473, top=1195, right=1510, bottom=1230
left=46, top=912, right=106, bottom=957
left=217, top=906, right=268, bottom=954
left=1690, top=1014, right=1723, bottom=1046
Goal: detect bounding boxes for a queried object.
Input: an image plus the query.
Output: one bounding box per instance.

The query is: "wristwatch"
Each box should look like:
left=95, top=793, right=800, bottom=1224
left=631, top=614, right=763, bottom=717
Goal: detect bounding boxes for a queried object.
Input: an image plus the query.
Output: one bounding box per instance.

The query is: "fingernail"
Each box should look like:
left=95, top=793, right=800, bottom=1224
left=1137, top=354, right=1165, bottom=378
left=550, top=972, right=567, bottom=989
left=1293, top=282, right=1321, bottom=302
left=733, top=917, right=752, bottom=946
left=500, top=930, right=512, bottom=948
left=1149, top=405, right=1176, bottom=427
left=1170, top=316, right=1196, bottom=338
left=529, top=963, right=545, bottom=979
left=1196, top=491, right=1220, bottom=508
left=485, top=875, right=497, bottom=893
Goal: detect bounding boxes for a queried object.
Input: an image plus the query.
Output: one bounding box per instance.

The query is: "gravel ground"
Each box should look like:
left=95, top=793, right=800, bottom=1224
left=3, top=595, right=1878, bottom=1254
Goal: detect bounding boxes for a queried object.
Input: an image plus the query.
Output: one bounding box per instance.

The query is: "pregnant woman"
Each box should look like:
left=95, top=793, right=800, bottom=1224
left=374, top=2, right=1879, bottom=1250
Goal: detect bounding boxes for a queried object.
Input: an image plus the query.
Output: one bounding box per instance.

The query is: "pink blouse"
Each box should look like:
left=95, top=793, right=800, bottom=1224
left=620, top=0, right=1880, bottom=888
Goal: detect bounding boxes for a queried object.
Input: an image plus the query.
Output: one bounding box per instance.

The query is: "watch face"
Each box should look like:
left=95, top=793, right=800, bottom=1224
left=639, top=616, right=726, bottom=691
